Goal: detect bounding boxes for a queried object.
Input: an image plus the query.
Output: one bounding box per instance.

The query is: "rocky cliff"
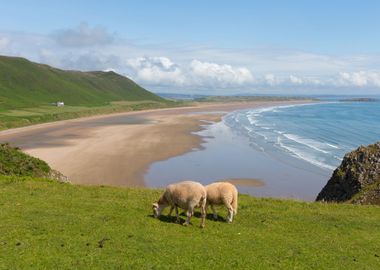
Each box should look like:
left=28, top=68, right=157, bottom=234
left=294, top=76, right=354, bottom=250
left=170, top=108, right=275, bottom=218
left=316, top=141, right=380, bottom=204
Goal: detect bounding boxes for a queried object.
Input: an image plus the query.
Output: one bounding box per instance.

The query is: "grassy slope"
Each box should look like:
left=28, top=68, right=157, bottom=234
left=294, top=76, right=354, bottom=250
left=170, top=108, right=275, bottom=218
left=0, top=143, right=50, bottom=177
left=0, top=55, right=186, bottom=130
left=1, top=177, right=380, bottom=269
left=0, top=55, right=163, bottom=109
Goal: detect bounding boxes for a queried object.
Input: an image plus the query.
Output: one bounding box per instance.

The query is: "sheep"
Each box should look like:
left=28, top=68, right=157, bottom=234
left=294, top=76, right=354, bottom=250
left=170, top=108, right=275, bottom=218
left=152, top=181, right=207, bottom=228
left=206, top=182, right=238, bottom=223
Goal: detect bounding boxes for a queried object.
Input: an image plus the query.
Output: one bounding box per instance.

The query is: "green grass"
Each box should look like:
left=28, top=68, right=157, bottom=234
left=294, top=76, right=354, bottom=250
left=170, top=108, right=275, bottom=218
left=1, top=177, right=380, bottom=269
left=0, top=55, right=164, bottom=110
left=0, top=143, right=50, bottom=177
left=0, top=99, right=187, bottom=130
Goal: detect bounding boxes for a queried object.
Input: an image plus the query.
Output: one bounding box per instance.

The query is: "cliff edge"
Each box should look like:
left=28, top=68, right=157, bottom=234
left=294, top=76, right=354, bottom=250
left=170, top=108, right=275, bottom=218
left=316, top=142, right=380, bottom=204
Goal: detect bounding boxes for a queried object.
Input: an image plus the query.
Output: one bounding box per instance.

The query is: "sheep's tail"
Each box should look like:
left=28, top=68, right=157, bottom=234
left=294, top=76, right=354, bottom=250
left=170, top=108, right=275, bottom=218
left=232, top=188, right=238, bottom=215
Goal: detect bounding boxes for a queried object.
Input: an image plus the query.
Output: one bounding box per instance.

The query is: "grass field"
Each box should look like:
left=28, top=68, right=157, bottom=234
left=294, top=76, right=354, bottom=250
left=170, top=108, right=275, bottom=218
left=0, top=100, right=186, bottom=130
left=1, top=176, right=379, bottom=269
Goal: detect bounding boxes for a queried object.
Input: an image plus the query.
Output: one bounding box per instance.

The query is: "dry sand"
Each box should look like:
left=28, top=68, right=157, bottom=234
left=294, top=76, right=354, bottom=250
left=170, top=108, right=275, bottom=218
left=0, top=100, right=313, bottom=187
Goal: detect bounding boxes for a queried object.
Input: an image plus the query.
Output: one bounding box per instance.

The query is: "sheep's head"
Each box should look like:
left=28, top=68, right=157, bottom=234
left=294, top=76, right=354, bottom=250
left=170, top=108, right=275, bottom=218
left=152, top=202, right=162, bottom=218
left=153, top=195, right=168, bottom=218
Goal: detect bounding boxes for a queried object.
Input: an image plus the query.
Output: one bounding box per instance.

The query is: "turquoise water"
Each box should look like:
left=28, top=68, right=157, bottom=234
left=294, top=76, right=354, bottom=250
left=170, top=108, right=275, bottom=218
left=224, top=101, right=380, bottom=171
left=145, top=100, right=380, bottom=200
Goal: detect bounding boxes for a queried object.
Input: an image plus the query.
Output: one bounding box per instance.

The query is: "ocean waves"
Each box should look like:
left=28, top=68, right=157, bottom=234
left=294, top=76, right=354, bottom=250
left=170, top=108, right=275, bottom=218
left=224, top=101, right=380, bottom=171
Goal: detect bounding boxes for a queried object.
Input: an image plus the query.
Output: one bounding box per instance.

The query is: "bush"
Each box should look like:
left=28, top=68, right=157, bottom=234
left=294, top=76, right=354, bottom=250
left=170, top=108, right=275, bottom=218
left=0, top=143, right=50, bottom=177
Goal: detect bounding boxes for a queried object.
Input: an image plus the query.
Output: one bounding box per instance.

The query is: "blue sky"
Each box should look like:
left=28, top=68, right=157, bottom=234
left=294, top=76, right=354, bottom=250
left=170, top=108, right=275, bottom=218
left=1, top=0, right=380, bottom=94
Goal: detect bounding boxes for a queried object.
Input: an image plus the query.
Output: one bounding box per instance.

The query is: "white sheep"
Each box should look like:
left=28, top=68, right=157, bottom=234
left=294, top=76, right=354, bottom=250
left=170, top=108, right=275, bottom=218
left=152, top=181, right=207, bottom=228
left=206, top=182, right=238, bottom=223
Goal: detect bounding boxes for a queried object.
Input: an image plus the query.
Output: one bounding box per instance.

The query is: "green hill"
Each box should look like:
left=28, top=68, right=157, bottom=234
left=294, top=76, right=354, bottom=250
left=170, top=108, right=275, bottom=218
left=0, top=55, right=186, bottom=130
left=0, top=55, right=163, bottom=109
left=1, top=177, right=380, bottom=269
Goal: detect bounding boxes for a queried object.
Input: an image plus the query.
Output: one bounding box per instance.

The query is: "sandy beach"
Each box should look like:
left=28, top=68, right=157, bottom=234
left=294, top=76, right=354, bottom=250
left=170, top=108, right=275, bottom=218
left=0, top=100, right=313, bottom=187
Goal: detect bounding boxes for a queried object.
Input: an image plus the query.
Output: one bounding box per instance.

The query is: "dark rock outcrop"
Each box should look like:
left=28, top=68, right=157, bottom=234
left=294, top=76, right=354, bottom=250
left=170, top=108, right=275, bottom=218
left=316, top=142, right=380, bottom=204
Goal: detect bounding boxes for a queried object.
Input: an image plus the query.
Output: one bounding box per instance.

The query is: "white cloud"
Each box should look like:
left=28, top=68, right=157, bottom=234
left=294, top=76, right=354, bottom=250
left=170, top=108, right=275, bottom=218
left=261, top=73, right=322, bottom=88
left=264, top=74, right=279, bottom=86
left=59, top=53, right=121, bottom=71
left=189, top=60, right=253, bottom=87
left=53, top=22, right=114, bottom=47
left=337, top=71, right=380, bottom=87
left=126, top=56, right=185, bottom=85
left=0, top=37, right=10, bottom=51
left=125, top=57, right=255, bottom=89
left=289, top=75, right=303, bottom=85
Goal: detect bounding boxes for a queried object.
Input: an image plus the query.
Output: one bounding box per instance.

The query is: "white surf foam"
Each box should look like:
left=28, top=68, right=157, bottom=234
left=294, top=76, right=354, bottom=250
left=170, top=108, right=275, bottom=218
left=326, top=143, right=340, bottom=149
left=283, top=133, right=330, bottom=154
left=223, top=101, right=342, bottom=171
left=277, top=138, right=336, bottom=170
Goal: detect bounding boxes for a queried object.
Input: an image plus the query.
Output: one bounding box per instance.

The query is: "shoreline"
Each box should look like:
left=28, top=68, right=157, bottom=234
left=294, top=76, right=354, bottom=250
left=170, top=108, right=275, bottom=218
left=0, top=100, right=315, bottom=188
left=0, top=100, right=314, bottom=136
left=145, top=113, right=329, bottom=201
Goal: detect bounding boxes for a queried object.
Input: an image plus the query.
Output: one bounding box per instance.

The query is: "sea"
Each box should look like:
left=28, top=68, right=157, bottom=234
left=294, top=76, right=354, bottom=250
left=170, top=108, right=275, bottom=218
left=224, top=99, right=380, bottom=171
left=146, top=97, right=380, bottom=200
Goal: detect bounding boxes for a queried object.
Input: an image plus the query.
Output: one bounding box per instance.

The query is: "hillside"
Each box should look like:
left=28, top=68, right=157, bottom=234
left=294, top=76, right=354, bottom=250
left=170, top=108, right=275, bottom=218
left=1, top=177, right=380, bottom=269
left=0, top=55, right=163, bottom=109
left=0, top=55, right=185, bottom=130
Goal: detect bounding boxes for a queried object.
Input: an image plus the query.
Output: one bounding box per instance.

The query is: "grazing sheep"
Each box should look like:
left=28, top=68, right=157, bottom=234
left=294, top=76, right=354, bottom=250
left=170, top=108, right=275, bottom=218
left=152, top=181, right=207, bottom=228
left=206, top=182, right=238, bottom=223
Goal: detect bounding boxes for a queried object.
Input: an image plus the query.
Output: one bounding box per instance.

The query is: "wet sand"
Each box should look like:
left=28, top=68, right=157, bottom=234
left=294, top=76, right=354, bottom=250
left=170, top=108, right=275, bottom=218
left=225, top=178, right=265, bottom=187
left=0, top=100, right=313, bottom=188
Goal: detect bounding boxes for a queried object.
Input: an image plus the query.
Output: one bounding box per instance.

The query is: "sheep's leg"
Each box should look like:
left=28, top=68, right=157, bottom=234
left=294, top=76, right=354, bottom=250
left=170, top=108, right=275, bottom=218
left=168, top=205, right=174, bottom=217
left=226, top=204, right=234, bottom=223
left=200, top=204, right=206, bottom=228
left=211, top=205, right=218, bottom=220
left=183, top=209, right=192, bottom=226
left=175, top=206, right=180, bottom=224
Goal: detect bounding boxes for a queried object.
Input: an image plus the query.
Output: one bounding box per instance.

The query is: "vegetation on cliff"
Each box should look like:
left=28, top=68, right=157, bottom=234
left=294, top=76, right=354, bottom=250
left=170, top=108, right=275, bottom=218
left=317, top=142, right=380, bottom=204
left=0, top=143, right=50, bottom=177
left=0, top=143, right=68, bottom=182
